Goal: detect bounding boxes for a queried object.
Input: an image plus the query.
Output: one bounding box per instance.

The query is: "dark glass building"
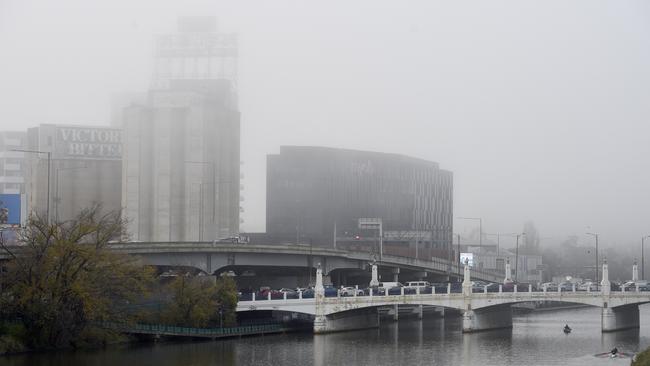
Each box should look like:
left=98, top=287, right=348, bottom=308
left=266, top=146, right=453, bottom=259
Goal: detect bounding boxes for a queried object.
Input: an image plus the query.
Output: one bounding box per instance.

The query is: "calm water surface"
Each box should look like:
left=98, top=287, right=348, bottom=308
left=3, top=306, right=649, bottom=366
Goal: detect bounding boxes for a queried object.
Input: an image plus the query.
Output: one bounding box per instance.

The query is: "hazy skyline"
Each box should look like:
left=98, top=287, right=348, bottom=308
left=1, top=0, right=649, bottom=248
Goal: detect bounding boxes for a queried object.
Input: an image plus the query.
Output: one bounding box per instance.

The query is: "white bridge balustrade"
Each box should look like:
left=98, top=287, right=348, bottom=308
left=237, top=260, right=650, bottom=334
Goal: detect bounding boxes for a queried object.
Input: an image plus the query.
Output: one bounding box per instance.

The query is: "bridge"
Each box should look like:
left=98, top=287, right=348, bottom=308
left=1, top=241, right=503, bottom=284
left=237, top=260, right=650, bottom=334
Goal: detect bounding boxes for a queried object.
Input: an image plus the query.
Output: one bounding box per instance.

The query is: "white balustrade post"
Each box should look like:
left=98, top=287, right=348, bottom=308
left=299, top=291, right=302, bottom=300
left=504, top=258, right=512, bottom=284
left=401, top=286, right=405, bottom=296
left=543, top=284, right=547, bottom=293
left=484, top=285, right=487, bottom=294
left=633, top=260, right=639, bottom=282
left=284, top=292, right=287, bottom=300
left=447, top=283, right=451, bottom=294
left=514, top=285, right=518, bottom=293
left=268, top=292, right=271, bottom=301
left=529, top=284, right=532, bottom=293
left=252, top=292, right=256, bottom=301
left=315, top=265, right=325, bottom=297
left=369, top=264, right=379, bottom=287
left=432, top=286, right=436, bottom=295
left=370, top=288, right=373, bottom=297
left=572, top=283, right=576, bottom=292
left=462, top=261, right=472, bottom=296
left=499, top=284, right=502, bottom=293
left=601, top=259, right=611, bottom=297
left=416, top=287, right=420, bottom=295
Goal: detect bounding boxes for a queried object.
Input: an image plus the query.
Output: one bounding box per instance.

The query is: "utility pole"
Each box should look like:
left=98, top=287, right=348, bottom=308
left=587, top=232, right=599, bottom=282
left=515, top=233, right=525, bottom=282
left=641, top=235, right=650, bottom=280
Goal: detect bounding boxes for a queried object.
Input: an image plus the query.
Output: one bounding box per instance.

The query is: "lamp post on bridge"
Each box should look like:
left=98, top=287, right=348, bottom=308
left=514, top=233, right=525, bottom=282
left=586, top=232, right=599, bottom=283
left=642, top=235, right=650, bottom=280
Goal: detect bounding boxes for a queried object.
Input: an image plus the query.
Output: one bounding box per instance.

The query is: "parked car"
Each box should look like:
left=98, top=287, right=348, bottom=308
left=340, top=286, right=364, bottom=296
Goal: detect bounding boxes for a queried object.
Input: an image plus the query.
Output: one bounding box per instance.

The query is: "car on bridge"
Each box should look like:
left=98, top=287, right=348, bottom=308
left=279, top=288, right=299, bottom=298
left=405, top=281, right=431, bottom=293
left=339, top=286, right=364, bottom=296
left=577, top=281, right=598, bottom=291
left=622, top=281, right=650, bottom=291
left=541, top=282, right=558, bottom=291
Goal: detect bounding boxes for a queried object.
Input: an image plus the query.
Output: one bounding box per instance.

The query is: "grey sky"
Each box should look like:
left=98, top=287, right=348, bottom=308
left=1, top=0, right=649, bottom=247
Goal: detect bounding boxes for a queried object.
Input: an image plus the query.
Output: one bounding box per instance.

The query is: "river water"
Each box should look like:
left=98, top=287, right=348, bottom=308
left=2, top=306, right=649, bottom=366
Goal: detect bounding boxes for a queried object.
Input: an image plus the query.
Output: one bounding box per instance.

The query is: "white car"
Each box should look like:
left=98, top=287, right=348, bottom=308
left=339, top=286, right=364, bottom=296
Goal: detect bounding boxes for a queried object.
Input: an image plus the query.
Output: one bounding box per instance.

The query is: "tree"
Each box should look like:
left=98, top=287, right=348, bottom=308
left=0, top=205, right=152, bottom=349
left=162, top=274, right=238, bottom=328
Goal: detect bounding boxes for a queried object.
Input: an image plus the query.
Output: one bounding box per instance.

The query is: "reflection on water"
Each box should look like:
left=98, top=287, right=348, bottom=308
left=2, top=306, right=650, bottom=366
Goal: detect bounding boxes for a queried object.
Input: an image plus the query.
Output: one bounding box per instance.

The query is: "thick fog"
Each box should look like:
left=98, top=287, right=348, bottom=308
left=1, top=0, right=649, bottom=247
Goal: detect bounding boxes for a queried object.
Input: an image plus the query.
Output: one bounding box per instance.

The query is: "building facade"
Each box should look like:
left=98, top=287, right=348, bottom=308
left=266, top=146, right=453, bottom=258
left=25, top=124, right=123, bottom=222
left=0, top=131, right=27, bottom=194
left=122, top=80, right=240, bottom=241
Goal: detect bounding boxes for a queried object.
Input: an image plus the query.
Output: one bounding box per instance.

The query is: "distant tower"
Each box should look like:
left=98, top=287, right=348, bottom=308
left=152, top=16, right=238, bottom=92
left=122, top=17, right=240, bottom=242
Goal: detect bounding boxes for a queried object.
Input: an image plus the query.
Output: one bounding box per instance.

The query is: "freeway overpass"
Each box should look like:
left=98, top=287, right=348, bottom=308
left=1, top=241, right=504, bottom=285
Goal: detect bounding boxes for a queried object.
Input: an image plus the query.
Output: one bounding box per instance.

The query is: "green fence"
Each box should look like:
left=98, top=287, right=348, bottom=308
left=101, top=322, right=283, bottom=337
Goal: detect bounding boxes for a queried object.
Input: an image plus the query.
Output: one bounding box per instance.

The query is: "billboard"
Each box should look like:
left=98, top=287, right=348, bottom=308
left=460, top=253, right=474, bottom=267
left=0, top=194, right=21, bottom=226
left=54, top=126, right=122, bottom=160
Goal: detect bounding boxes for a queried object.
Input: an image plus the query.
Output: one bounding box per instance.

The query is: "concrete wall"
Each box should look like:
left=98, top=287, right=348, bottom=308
left=314, top=308, right=379, bottom=334
left=602, top=304, right=639, bottom=332
left=462, top=304, right=513, bottom=333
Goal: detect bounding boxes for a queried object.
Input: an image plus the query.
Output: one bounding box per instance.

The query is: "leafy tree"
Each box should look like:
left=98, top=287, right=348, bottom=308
left=162, top=274, right=238, bottom=328
left=0, top=205, right=152, bottom=349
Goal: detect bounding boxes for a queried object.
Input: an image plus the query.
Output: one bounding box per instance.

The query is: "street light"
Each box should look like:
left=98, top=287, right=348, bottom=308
left=453, top=233, right=461, bottom=279
left=458, top=217, right=482, bottom=248
left=12, top=149, right=51, bottom=223
left=515, top=233, right=525, bottom=282
left=54, top=164, right=87, bottom=222
left=586, top=232, right=599, bottom=282
left=642, top=235, right=650, bottom=280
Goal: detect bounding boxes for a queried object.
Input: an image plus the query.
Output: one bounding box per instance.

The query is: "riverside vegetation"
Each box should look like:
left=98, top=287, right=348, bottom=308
left=0, top=206, right=238, bottom=355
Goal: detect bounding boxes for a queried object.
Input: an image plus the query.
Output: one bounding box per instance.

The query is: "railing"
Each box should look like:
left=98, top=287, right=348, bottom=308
left=101, top=322, right=283, bottom=337
left=238, top=284, right=650, bottom=303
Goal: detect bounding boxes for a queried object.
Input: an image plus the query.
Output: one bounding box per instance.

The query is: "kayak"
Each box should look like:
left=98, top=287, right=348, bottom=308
left=563, top=328, right=571, bottom=334
left=594, top=352, right=633, bottom=359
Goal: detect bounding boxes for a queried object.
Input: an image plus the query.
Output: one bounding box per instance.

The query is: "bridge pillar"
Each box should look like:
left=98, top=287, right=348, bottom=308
left=314, top=308, right=380, bottom=334
left=602, top=304, right=639, bottom=332
left=462, top=305, right=513, bottom=333
left=392, top=304, right=399, bottom=321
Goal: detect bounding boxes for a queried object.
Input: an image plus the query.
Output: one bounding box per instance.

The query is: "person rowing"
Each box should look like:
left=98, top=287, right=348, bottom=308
left=563, top=324, right=571, bottom=333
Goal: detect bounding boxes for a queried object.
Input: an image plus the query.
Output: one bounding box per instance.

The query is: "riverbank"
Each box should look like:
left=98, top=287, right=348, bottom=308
left=633, top=347, right=650, bottom=365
